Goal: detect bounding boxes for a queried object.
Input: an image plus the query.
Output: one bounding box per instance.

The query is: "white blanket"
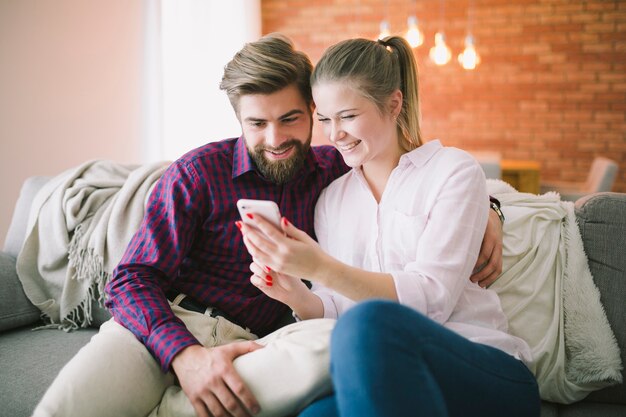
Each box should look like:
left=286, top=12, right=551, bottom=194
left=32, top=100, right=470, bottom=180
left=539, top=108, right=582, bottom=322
left=16, top=160, right=169, bottom=330
left=487, top=180, right=622, bottom=404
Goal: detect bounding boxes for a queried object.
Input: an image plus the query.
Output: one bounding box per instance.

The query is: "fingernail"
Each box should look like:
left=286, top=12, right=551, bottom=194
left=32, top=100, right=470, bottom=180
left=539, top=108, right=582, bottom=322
left=282, top=217, right=289, bottom=226
left=235, top=221, right=243, bottom=230
left=265, top=275, right=273, bottom=286
left=246, top=213, right=254, bottom=220
left=264, top=265, right=271, bottom=273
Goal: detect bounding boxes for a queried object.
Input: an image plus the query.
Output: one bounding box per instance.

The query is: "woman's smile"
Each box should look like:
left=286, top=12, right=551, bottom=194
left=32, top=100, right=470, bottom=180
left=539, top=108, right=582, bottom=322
left=337, top=140, right=362, bottom=152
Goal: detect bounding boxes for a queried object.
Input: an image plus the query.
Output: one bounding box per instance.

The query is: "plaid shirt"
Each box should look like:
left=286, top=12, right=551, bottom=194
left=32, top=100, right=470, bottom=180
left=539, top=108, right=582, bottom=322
left=105, top=137, right=348, bottom=371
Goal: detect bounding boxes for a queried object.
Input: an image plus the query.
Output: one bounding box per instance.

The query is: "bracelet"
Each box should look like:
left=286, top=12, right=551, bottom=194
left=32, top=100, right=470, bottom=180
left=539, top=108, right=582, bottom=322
left=489, top=197, right=505, bottom=224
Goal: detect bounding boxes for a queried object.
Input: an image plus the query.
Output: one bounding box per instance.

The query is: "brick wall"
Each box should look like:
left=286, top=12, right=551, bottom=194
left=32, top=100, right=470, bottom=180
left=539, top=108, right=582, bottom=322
left=262, top=0, right=626, bottom=193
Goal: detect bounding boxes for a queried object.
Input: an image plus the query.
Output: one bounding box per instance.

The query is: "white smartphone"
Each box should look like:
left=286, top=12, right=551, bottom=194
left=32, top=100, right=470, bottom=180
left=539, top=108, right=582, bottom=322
left=237, top=199, right=282, bottom=230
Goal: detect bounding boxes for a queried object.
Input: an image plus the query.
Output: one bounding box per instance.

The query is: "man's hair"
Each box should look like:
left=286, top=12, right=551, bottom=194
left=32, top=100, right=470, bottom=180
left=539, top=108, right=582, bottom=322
left=220, top=33, right=313, bottom=114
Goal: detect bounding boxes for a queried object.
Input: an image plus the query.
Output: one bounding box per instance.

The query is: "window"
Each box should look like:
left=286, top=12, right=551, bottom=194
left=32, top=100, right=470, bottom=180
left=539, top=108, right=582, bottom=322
left=142, top=0, right=261, bottom=162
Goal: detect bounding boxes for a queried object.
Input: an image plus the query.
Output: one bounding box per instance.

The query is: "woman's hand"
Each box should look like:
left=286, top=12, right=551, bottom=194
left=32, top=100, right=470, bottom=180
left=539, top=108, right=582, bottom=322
left=237, top=214, right=397, bottom=308
left=237, top=215, right=332, bottom=282
left=248, top=260, right=309, bottom=306
left=237, top=215, right=327, bottom=319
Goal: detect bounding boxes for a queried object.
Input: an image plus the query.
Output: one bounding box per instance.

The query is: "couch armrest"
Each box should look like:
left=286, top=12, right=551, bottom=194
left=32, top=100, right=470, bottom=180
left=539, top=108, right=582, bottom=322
left=0, top=251, right=41, bottom=332
left=3, top=176, right=52, bottom=257
left=575, top=192, right=626, bottom=404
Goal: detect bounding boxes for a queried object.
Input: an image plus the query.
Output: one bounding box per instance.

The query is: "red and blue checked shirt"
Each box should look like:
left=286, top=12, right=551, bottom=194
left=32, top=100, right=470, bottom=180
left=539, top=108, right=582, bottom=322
left=105, top=137, right=348, bottom=371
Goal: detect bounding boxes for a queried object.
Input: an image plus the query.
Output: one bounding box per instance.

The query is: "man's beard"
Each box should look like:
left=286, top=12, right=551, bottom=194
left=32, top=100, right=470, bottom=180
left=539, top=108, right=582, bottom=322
left=247, top=136, right=312, bottom=184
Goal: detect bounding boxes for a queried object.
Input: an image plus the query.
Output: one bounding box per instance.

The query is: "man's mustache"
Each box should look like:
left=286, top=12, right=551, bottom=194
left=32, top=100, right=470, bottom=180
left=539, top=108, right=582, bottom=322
left=259, top=140, right=301, bottom=153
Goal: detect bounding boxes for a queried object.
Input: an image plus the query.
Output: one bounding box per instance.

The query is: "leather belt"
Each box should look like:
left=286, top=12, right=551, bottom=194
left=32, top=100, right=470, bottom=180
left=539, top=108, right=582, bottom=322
left=165, top=290, right=245, bottom=329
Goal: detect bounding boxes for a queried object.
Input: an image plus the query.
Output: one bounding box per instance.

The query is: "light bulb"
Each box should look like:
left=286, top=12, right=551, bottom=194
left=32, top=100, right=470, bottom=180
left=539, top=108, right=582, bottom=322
left=458, top=35, right=481, bottom=70
left=378, top=20, right=391, bottom=40
left=405, top=16, right=424, bottom=48
left=429, top=32, right=451, bottom=65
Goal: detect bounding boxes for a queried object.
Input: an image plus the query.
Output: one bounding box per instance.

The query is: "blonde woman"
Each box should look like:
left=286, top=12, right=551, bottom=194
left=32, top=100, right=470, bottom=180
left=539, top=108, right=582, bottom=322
left=240, top=36, right=539, bottom=417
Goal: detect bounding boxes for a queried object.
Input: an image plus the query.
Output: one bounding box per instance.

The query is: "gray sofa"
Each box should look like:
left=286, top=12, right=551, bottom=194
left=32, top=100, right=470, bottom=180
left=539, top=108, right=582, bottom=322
left=1, top=177, right=624, bottom=417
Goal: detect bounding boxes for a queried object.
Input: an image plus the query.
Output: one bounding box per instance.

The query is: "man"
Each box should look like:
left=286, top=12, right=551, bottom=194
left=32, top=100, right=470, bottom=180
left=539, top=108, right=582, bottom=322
left=33, top=34, right=503, bottom=417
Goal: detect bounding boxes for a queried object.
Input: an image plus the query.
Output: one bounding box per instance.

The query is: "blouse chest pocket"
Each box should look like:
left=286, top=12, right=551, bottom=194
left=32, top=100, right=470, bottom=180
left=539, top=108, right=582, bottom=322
left=384, top=210, right=428, bottom=265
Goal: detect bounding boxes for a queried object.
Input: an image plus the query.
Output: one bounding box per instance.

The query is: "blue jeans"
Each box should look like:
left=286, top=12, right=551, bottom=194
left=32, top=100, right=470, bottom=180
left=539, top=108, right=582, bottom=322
left=299, top=300, right=539, bottom=417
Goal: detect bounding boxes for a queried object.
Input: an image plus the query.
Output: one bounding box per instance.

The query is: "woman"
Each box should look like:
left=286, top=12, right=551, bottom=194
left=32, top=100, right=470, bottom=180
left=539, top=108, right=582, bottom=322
left=239, top=36, right=539, bottom=417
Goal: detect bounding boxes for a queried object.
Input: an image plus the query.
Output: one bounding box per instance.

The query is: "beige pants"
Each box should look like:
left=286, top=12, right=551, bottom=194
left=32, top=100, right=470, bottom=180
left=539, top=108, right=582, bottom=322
left=33, top=304, right=334, bottom=417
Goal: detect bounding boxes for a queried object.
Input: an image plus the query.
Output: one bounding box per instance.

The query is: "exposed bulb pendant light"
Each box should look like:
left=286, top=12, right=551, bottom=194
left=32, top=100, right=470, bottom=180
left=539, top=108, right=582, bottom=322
left=405, top=15, right=424, bottom=48
left=458, top=0, right=480, bottom=70
left=429, top=0, right=451, bottom=65
left=378, top=20, right=391, bottom=39
left=429, top=32, right=452, bottom=65
left=405, top=1, right=423, bottom=48
left=458, top=35, right=481, bottom=70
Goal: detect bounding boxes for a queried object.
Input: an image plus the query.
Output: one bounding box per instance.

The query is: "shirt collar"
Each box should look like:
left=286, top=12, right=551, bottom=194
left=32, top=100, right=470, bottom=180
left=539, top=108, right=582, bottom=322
left=399, top=139, right=443, bottom=169
left=303, top=145, right=323, bottom=176
left=232, top=136, right=256, bottom=178
left=232, top=135, right=319, bottom=181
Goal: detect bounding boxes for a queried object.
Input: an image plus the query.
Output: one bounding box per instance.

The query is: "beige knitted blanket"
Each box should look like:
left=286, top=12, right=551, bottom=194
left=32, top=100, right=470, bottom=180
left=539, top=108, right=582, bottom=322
left=487, top=179, right=622, bottom=404
left=16, top=160, right=169, bottom=330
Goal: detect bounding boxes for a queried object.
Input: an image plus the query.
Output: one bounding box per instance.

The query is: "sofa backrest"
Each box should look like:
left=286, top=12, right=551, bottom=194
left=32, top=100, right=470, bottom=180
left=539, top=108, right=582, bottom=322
left=575, top=192, right=626, bottom=405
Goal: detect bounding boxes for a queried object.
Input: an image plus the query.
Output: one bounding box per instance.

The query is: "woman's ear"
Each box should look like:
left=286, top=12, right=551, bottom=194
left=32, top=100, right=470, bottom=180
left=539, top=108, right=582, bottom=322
left=388, top=89, right=403, bottom=118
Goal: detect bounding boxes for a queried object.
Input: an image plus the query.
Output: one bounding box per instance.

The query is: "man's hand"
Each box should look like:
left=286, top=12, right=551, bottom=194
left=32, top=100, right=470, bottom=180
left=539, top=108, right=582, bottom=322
left=171, top=342, right=263, bottom=417
left=471, top=209, right=503, bottom=288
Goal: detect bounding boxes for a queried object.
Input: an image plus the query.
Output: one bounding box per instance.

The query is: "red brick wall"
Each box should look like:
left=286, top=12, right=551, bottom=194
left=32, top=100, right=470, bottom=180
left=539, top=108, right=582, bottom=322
left=262, top=0, right=626, bottom=193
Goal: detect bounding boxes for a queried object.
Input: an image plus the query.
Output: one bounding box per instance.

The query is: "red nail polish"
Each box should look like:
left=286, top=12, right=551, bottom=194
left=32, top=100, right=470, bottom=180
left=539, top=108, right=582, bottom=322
left=235, top=221, right=242, bottom=230
left=264, top=266, right=271, bottom=273
left=246, top=213, right=254, bottom=220
left=282, top=217, right=289, bottom=226
left=266, top=275, right=273, bottom=282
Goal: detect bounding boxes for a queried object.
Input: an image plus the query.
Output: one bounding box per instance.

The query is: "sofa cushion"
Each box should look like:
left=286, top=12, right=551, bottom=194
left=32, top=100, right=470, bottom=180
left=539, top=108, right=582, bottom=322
left=0, top=252, right=40, bottom=332
left=558, top=402, right=626, bottom=417
left=575, top=192, right=626, bottom=405
left=0, top=325, right=98, bottom=417
left=540, top=402, right=559, bottom=417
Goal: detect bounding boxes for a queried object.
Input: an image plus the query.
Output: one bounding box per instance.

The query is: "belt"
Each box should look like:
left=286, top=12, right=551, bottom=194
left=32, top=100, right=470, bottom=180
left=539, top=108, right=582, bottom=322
left=165, top=290, right=245, bottom=330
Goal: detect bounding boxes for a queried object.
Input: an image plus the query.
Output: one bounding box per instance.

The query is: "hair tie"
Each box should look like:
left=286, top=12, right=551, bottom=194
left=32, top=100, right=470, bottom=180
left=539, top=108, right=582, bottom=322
left=377, top=38, right=394, bottom=52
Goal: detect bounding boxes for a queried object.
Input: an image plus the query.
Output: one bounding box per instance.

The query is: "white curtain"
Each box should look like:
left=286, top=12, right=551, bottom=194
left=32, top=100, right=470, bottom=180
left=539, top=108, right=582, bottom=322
left=141, top=0, right=261, bottom=162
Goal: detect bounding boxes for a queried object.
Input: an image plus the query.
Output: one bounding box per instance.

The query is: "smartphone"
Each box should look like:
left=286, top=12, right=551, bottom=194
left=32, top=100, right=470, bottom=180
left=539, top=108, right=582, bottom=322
left=237, top=199, right=282, bottom=230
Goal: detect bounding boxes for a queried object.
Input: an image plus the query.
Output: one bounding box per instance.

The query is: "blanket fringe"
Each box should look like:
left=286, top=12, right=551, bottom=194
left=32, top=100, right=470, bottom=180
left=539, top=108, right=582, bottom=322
left=42, top=223, right=112, bottom=330
left=34, top=292, right=94, bottom=332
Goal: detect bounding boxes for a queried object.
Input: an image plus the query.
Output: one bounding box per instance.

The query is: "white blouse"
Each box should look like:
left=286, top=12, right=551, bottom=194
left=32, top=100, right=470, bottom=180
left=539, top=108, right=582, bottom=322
left=313, top=140, right=532, bottom=363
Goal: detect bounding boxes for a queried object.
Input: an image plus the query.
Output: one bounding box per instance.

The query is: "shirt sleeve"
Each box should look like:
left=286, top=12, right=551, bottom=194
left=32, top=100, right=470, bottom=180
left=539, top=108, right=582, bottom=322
left=105, top=160, right=207, bottom=371
left=391, top=154, right=488, bottom=324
